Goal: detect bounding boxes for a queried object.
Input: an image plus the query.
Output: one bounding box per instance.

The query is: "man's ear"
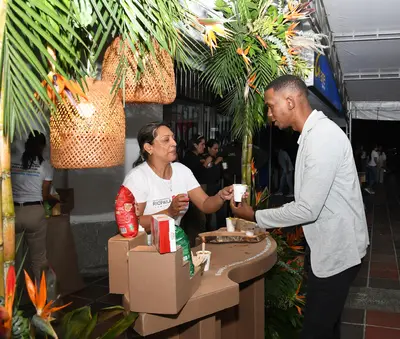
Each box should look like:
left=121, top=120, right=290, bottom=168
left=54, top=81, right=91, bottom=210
left=287, top=96, right=296, bottom=110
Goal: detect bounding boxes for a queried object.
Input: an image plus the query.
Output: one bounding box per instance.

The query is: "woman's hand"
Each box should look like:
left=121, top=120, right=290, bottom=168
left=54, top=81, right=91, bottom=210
left=218, top=185, right=234, bottom=201
left=167, top=194, right=189, bottom=217
left=215, top=156, right=223, bottom=165
left=203, top=156, right=213, bottom=168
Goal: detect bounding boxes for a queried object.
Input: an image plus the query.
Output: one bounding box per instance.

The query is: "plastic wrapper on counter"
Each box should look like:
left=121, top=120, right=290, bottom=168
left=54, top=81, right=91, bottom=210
left=115, top=185, right=139, bottom=238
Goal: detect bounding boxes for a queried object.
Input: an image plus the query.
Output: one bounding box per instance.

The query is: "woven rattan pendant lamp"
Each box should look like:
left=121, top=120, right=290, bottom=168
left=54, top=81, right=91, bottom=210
left=50, top=78, right=125, bottom=169
left=102, top=38, right=176, bottom=104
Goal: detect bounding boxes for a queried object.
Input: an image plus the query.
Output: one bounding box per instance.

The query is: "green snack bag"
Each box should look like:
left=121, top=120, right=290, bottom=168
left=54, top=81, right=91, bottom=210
left=175, top=225, right=194, bottom=276
left=44, top=201, right=52, bottom=218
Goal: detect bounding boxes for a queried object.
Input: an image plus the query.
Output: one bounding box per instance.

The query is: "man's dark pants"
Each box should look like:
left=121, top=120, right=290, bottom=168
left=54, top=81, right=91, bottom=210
left=300, top=247, right=361, bottom=339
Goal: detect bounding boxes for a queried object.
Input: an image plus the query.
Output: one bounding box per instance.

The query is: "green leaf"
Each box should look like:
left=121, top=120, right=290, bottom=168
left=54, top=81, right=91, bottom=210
left=81, top=312, right=98, bottom=338
left=97, top=305, right=126, bottom=324
left=31, top=315, right=58, bottom=338
left=98, top=312, right=138, bottom=339
left=61, top=306, right=93, bottom=339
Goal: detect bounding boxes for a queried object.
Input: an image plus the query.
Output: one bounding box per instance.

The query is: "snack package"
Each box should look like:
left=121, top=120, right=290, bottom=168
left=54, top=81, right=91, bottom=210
left=175, top=226, right=194, bottom=276
left=151, top=215, right=177, bottom=254
left=115, top=185, right=139, bottom=238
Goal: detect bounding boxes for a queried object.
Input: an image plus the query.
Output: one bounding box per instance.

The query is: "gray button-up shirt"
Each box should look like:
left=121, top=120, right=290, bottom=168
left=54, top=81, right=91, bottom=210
left=255, top=110, right=369, bottom=277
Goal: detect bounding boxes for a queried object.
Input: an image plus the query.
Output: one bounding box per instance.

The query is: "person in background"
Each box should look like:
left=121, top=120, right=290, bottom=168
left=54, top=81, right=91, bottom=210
left=366, top=145, right=379, bottom=195
left=231, top=75, right=369, bottom=339
left=220, top=140, right=242, bottom=186
left=377, top=146, right=387, bottom=184
left=124, top=124, right=233, bottom=246
left=11, top=131, right=55, bottom=282
left=276, top=148, right=294, bottom=197
left=182, top=134, right=207, bottom=186
left=203, top=139, right=225, bottom=230
left=360, top=146, right=367, bottom=173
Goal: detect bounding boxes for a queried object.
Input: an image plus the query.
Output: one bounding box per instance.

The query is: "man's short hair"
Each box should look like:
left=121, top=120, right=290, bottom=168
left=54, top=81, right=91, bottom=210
left=266, top=75, right=308, bottom=97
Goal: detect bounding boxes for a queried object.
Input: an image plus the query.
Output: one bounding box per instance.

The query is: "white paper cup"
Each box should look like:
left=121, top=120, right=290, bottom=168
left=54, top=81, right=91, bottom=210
left=233, top=184, right=247, bottom=202
left=226, top=218, right=235, bottom=232
left=196, top=251, right=211, bottom=272
left=222, top=162, right=228, bottom=170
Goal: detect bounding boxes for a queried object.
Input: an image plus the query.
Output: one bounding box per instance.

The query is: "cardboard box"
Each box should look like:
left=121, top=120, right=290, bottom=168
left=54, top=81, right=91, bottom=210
left=128, top=245, right=202, bottom=314
left=108, top=232, right=147, bottom=294
left=151, top=214, right=176, bottom=254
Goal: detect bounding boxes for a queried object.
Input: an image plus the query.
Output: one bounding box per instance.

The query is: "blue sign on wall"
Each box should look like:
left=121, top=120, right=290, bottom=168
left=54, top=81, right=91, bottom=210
left=314, top=53, right=343, bottom=112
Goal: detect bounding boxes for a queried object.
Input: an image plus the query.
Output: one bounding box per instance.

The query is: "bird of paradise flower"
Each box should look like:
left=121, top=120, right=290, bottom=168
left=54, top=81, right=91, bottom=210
left=293, top=282, right=306, bottom=315
left=24, top=270, right=72, bottom=338
left=197, top=18, right=232, bottom=53
left=284, top=0, right=315, bottom=23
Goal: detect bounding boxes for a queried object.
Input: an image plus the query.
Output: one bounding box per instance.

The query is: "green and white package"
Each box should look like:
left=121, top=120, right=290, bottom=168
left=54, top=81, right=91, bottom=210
left=175, top=225, right=194, bottom=276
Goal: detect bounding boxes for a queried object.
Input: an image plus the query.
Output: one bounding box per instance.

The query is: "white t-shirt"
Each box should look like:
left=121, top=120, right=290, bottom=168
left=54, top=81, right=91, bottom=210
left=368, top=150, right=379, bottom=167
left=123, top=162, right=200, bottom=230
left=11, top=155, right=54, bottom=203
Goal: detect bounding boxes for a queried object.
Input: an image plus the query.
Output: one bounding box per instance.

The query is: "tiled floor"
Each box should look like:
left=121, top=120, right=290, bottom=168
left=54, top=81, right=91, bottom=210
left=342, top=173, right=400, bottom=338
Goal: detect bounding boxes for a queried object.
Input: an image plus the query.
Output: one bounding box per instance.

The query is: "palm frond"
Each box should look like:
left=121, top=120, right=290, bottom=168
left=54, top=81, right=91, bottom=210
left=0, top=0, right=92, bottom=140
left=91, top=0, right=202, bottom=99
left=252, top=51, right=278, bottom=91
left=199, top=39, right=247, bottom=96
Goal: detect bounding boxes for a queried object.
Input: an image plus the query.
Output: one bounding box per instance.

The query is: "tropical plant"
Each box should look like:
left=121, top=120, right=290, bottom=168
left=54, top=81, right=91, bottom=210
left=252, top=188, right=306, bottom=338
left=265, top=227, right=305, bottom=338
left=0, top=265, right=137, bottom=338
left=23, top=270, right=71, bottom=337
left=61, top=305, right=138, bottom=339
left=196, top=0, right=327, bottom=193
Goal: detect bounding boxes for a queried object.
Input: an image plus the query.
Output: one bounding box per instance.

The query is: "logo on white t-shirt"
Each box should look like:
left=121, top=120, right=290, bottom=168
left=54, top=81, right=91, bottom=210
left=152, top=198, right=172, bottom=208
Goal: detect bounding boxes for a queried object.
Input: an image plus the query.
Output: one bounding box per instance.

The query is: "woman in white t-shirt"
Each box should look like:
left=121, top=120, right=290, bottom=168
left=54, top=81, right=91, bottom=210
left=11, top=131, right=54, bottom=281
left=122, top=122, right=233, bottom=235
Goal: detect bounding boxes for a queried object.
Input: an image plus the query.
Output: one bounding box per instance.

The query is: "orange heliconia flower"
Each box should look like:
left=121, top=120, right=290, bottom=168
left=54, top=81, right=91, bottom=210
left=34, top=72, right=88, bottom=109
left=236, top=46, right=251, bottom=65
left=256, top=190, right=262, bottom=205
left=24, top=270, right=71, bottom=321
left=272, top=228, right=283, bottom=236
left=256, top=35, right=267, bottom=49
left=251, top=158, right=257, bottom=175
left=288, top=47, right=301, bottom=55
left=285, top=22, right=300, bottom=45
left=247, top=73, right=261, bottom=94
left=295, top=282, right=305, bottom=315
left=248, top=73, right=257, bottom=88
left=284, top=1, right=315, bottom=23
left=197, top=18, right=229, bottom=53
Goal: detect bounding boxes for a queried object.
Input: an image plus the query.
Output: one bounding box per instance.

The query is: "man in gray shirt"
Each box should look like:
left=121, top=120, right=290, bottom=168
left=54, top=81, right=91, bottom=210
left=231, top=75, right=369, bottom=339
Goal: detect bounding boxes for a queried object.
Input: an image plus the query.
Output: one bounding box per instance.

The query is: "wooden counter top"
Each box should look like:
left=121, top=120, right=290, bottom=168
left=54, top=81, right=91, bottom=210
left=128, top=236, right=277, bottom=337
